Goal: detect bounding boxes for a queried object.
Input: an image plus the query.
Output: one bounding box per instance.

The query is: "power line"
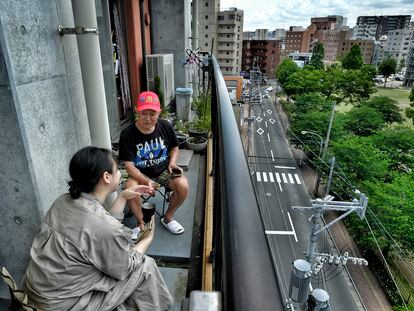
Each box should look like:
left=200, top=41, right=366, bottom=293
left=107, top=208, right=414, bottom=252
left=364, top=218, right=409, bottom=309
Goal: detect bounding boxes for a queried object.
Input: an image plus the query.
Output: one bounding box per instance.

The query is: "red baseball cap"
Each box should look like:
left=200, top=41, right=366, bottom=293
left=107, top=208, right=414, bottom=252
left=137, top=91, right=161, bottom=112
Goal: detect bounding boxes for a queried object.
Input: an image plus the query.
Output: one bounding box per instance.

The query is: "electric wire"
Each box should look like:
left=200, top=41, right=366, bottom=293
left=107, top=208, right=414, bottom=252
left=365, top=218, right=409, bottom=309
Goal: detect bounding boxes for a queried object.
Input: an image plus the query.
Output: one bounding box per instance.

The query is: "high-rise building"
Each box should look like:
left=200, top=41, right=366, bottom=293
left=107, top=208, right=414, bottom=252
left=255, top=29, right=268, bottom=40
left=242, top=40, right=281, bottom=77
left=372, top=35, right=388, bottom=66
left=404, top=47, right=414, bottom=87
left=197, top=0, right=220, bottom=56
left=337, top=39, right=375, bottom=64
left=352, top=24, right=377, bottom=40
left=384, top=29, right=414, bottom=65
left=197, top=2, right=243, bottom=75
left=356, top=15, right=411, bottom=40
left=217, top=7, right=244, bottom=75
left=285, top=26, right=313, bottom=54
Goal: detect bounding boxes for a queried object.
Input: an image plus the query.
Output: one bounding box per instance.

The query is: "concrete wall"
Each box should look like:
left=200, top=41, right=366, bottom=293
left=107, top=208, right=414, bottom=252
left=150, top=0, right=191, bottom=88
left=0, top=0, right=90, bottom=298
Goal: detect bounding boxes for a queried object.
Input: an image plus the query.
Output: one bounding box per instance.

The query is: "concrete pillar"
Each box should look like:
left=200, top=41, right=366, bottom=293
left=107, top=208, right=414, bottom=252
left=150, top=0, right=191, bottom=88
left=0, top=0, right=90, bottom=298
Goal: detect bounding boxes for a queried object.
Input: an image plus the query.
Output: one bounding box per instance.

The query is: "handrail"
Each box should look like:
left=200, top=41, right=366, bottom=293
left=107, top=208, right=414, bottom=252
left=210, top=56, right=284, bottom=310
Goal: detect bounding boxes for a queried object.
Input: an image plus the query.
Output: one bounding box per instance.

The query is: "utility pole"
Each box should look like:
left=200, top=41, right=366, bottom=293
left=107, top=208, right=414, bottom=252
left=325, top=157, right=335, bottom=197
left=288, top=191, right=369, bottom=310
left=292, top=191, right=368, bottom=264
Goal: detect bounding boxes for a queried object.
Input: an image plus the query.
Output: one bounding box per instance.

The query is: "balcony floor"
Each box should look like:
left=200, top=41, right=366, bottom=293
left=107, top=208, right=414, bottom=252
left=122, top=150, right=206, bottom=310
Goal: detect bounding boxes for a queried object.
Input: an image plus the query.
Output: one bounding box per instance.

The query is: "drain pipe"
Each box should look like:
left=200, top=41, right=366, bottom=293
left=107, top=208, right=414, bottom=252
left=140, top=0, right=147, bottom=89
left=71, top=0, right=111, bottom=149
left=192, top=0, right=198, bottom=50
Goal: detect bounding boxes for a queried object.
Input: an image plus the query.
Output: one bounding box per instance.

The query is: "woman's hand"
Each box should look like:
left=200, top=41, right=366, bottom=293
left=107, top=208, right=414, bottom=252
left=121, top=185, right=153, bottom=200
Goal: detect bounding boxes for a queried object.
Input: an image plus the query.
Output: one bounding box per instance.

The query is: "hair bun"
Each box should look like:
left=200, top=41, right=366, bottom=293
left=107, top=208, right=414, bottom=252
left=68, top=180, right=81, bottom=199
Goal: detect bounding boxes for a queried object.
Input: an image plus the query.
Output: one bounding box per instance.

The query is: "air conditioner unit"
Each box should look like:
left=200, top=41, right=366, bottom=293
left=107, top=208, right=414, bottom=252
left=146, top=54, right=175, bottom=108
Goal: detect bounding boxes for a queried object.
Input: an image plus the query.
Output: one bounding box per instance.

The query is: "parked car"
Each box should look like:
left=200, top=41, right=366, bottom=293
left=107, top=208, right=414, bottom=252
left=395, top=75, right=404, bottom=81
left=374, top=76, right=385, bottom=83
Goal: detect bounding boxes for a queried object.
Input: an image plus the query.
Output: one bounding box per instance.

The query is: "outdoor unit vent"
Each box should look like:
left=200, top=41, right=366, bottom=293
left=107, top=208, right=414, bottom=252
left=146, top=54, right=175, bottom=107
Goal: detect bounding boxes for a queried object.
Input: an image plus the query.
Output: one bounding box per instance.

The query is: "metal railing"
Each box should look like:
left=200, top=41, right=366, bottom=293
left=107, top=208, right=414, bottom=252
left=209, top=56, right=284, bottom=310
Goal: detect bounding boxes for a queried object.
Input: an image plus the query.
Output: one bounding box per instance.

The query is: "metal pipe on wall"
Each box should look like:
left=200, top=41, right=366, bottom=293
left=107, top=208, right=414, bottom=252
left=72, top=0, right=111, bottom=150
left=140, top=0, right=147, bottom=90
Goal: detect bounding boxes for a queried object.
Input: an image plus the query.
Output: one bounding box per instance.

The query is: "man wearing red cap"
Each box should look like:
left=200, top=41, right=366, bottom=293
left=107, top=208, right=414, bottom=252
left=119, top=91, right=188, bottom=234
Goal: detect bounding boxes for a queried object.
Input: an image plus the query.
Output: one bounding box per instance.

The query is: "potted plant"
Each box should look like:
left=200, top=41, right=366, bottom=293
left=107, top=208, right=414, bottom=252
left=185, top=136, right=207, bottom=152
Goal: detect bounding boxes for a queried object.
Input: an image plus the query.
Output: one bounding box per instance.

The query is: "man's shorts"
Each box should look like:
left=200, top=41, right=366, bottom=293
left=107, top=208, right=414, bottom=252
left=153, top=169, right=179, bottom=188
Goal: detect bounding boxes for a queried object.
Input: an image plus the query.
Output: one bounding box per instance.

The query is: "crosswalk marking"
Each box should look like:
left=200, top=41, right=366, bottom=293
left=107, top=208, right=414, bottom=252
left=269, top=172, right=274, bottom=182
left=255, top=171, right=303, bottom=187
left=275, top=172, right=281, bottom=183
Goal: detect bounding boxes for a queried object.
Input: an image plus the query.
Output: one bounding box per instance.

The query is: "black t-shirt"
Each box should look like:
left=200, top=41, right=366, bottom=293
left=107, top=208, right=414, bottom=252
left=118, top=119, right=179, bottom=178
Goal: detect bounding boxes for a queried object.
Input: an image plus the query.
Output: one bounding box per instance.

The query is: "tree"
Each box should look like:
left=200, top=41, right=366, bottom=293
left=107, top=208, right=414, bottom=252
left=283, top=68, right=325, bottom=98
left=344, top=106, right=386, bottom=136
left=370, top=126, right=414, bottom=170
left=341, top=45, right=363, bottom=70
left=275, top=58, right=299, bottom=87
left=406, top=86, right=414, bottom=124
left=291, top=92, right=330, bottom=115
left=331, top=136, right=390, bottom=181
left=339, top=69, right=376, bottom=103
left=362, top=96, right=403, bottom=124
left=397, top=57, right=405, bottom=73
left=378, top=57, right=397, bottom=87
left=309, top=42, right=325, bottom=69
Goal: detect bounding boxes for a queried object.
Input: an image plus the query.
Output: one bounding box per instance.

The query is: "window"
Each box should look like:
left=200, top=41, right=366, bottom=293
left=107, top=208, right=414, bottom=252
left=218, top=16, right=224, bottom=21
left=205, top=34, right=208, bottom=38
left=227, top=35, right=230, bottom=38
left=205, top=2, right=208, bottom=7
left=205, top=25, right=208, bottom=29
left=229, top=14, right=235, bottom=20
left=205, top=15, right=208, bottom=19
left=205, top=42, right=208, bottom=47
left=226, top=51, right=229, bottom=55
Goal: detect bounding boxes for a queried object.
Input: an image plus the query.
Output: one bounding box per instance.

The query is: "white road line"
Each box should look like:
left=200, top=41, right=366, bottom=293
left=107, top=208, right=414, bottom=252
left=278, top=183, right=283, bottom=191
left=287, top=212, right=298, bottom=242
left=267, top=133, right=270, bottom=142
left=275, top=173, right=281, bottom=183
left=288, top=173, right=294, bottom=184
left=269, top=172, right=274, bottom=182
left=294, top=173, right=301, bottom=184
left=265, top=230, right=296, bottom=236
left=274, top=165, right=296, bottom=170
left=265, top=121, right=268, bottom=127
left=281, top=173, right=288, bottom=183
left=270, top=150, right=275, bottom=162
left=263, top=172, right=268, bottom=182
left=256, top=172, right=261, bottom=182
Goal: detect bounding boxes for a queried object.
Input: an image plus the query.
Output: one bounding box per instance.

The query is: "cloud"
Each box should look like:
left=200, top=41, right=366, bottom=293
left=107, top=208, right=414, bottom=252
left=220, top=0, right=413, bottom=31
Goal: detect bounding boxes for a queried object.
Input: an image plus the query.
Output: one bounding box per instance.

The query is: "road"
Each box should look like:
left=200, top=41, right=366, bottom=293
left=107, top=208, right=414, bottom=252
left=247, top=92, right=364, bottom=310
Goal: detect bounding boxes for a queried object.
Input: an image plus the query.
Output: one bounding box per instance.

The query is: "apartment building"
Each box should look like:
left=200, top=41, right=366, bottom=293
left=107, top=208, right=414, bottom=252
left=356, top=15, right=411, bottom=40
left=285, top=26, right=313, bottom=54
left=242, top=40, right=281, bottom=77
left=372, top=35, right=388, bottom=66
left=217, top=7, right=244, bottom=75
left=384, top=29, right=414, bottom=65
left=353, top=24, right=377, bottom=39
left=337, top=39, right=375, bottom=64
left=404, top=47, right=414, bottom=87
left=197, top=0, right=220, bottom=56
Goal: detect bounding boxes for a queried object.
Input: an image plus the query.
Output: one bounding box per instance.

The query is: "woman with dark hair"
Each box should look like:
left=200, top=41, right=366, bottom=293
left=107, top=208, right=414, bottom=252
left=22, top=146, right=173, bottom=310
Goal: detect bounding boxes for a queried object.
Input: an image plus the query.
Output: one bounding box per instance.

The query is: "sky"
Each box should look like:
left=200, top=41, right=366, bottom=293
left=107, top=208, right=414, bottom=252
left=220, top=0, right=414, bottom=31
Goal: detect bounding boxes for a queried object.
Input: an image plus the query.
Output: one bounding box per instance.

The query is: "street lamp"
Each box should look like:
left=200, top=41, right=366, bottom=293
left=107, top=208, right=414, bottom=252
left=301, top=130, right=323, bottom=158
left=301, top=130, right=324, bottom=197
